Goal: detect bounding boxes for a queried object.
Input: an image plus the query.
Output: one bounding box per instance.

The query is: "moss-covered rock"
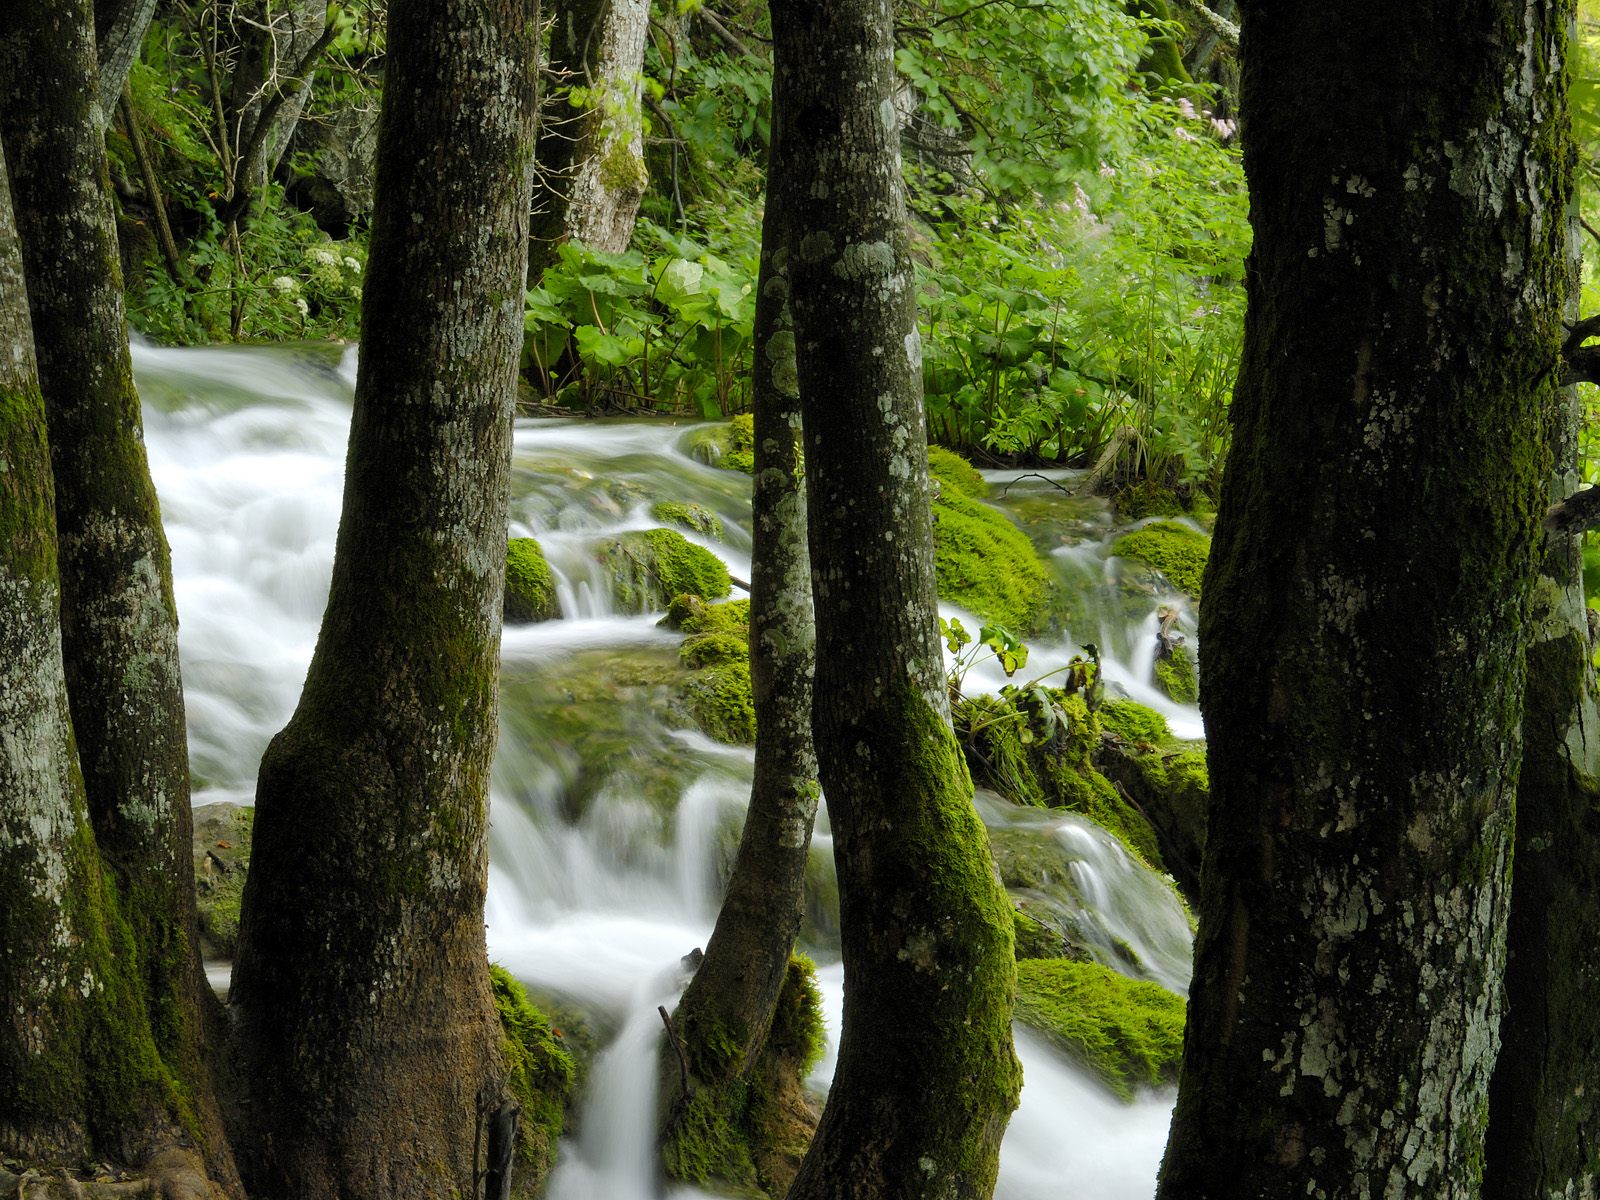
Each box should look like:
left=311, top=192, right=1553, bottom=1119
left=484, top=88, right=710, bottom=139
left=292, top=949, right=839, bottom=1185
left=1094, top=699, right=1209, bottom=899
left=687, top=413, right=757, bottom=475
left=596, top=528, right=732, bottom=613
left=1014, top=958, right=1185, bottom=1101
left=661, top=956, right=825, bottom=1198
left=664, top=594, right=752, bottom=635
left=955, top=690, right=1163, bottom=869
left=1109, top=520, right=1210, bottom=601
left=489, top=965, right=577, bottom=1194
left=192, top=802, right=254, bottom=958
left=1013, top=906, right=1067, bottom=960
left=1112, top=479, right=1185, bottom=521
left=1153, top=643, right=1198, bottom=704
left=506, top=537, right=560, bottom=624
left=652, top=501, right=726, bottom=540
left=928, top=447, right=1053, bottom=632
left=681, top=663, right=756, bottom=744
left=664, top=598, right=756, bottom=745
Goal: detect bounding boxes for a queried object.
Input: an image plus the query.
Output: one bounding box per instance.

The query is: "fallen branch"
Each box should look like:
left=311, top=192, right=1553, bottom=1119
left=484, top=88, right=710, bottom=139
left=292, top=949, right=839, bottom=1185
left=1170, top=0, right=1239, bottom=46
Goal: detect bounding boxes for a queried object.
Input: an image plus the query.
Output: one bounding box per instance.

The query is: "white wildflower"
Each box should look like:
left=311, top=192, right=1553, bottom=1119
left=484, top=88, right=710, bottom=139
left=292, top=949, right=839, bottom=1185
left=1176, top=97, right=1198, bottom=120
left=1098, top=161, right=1116, bottom=179
left=271, top=275, right=298, bottom=293
left=294, top=297, right=310, bottom=317
left=343, top=256, right=361, bottom=273
left=306, top=245, right=339, bottom=267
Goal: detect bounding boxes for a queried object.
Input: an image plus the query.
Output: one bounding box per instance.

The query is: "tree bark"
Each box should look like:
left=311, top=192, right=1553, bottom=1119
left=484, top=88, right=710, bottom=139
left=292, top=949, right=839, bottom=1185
left=773, top=1, right=1021, bottom=1196
left=94, top=0, right=158, bottom=130
left=228, top=2, right=541, bottom=1197
left=1157, top=5, right=1570, bottom=1198
left=0, top=3, right=237, bottom=1188
left=528, top=0, right=648, bottom=280
left=661, top=96, right=821, bottom=1192
left=1483, top=221, right=1600, bottom=1194
left=222, top=0, right=330, bottom=210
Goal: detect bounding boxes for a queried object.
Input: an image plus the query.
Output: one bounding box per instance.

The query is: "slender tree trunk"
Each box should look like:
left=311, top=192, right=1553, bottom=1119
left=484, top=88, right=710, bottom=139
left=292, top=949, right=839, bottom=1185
left=0, top=4, right=238, bottom=1190
left=528, top=0, right=648, bottom=279
left=1157, top=5, right=1570, bottom=1198
left=773, top=2, right=1021, bottom=1196
left=228, top=3, right=541, bottom=1197
left=1483, top=224, right=1600, bottom=1194
left=661, top=100, right=821, bottom=1192
left=94, top=0, right=158, bottom=129
left=225, top=0, right=329, bottom=195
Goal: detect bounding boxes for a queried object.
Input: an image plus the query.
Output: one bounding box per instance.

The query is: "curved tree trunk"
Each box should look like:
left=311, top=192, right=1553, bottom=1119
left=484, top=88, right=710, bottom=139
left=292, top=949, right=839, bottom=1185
left=1483, top=221, right=1600, bottom=1195
left=661, top=103, right=820, bottom=1193
left=227, top=3, right=541, bottom=1197
left=0, top=5, right=238, bottom=1190
left=94, top=0, right=158, bottom=129
left=1157, top=4, right=1570, bottom=1197
left=773, top=1, right=1021, bottom=1196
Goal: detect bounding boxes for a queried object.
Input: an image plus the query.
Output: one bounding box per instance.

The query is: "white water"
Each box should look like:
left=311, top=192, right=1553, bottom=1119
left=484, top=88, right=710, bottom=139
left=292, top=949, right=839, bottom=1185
left=135, top=342, right=1198, bottom=1200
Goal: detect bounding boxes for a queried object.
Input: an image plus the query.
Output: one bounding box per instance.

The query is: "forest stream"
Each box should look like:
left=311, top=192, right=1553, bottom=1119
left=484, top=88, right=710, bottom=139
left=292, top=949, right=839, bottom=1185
left=136, top=340, right=1201, bottom=1200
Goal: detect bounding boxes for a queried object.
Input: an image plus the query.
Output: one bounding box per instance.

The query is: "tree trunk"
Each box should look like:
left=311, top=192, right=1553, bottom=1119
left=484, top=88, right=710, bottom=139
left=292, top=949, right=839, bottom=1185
left=227, top=2, right=541, bottom=1197
left=1157, top=5, right=1570, bottom=1198
left=773, top=1, right=1021, bottom=1196
left=1483, top=226, right=1600, bottom=1194
left=94, top=0, right=158, bottom=129
left=660, top=101, right=821, bottom=1193
left=0, top=4, right=237, bottom=1189
left=528, top=0, right=648, bottom=280
left=223, top=0, right=330, bottom=206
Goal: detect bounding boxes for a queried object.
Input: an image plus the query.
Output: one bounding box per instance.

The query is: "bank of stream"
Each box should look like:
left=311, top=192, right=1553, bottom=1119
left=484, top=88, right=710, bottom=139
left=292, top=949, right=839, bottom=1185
left=137, top=341, right=1204, bottom=1199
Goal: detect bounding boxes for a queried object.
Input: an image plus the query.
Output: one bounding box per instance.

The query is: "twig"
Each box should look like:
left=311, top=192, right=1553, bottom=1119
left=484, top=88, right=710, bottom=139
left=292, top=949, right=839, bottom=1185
left=998, top=471, right=1076, bottom=499
left=697, top=7, right=760, bottom=60
left=658, top=1005, right=691, bottom=1098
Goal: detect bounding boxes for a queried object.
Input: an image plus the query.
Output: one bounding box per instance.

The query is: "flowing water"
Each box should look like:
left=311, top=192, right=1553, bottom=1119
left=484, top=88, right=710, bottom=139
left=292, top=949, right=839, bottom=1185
left=135, top=341, right=1201, bottom=1199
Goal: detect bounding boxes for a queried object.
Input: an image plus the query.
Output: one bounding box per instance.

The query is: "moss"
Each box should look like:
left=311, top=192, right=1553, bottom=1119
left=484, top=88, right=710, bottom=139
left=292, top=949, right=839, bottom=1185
left=1098, top=698, right=1172, bottom=746
left=682, top=632, right=749, bottom=669
left=1013, top=906, right=1065, bottom=960
left=1153, top=643, right=1198, bottom=704
left=489, top=965, right=577, bottom=1192
left=596, top=528, right=732, bottom=613
left=192, top=804, right=254, bottom=958
left=681, top=661, right=756, bottom=744
left=1109, top=520, right=1210, bottom=601
left=688, top=413, right=757, bottom=475
left=505, top=537, right=559, bottom=624
left=1014, top=958, right=1185, bottom=1101
left=652, top=500, right=726, bottom=540
left=928, top=448, right=1053, bottom=632
left=663, top=595, right=751, bottom=635
left=661, top=956, right=825, bottom=1198
left=1113, top=479, right=1185, bottom=521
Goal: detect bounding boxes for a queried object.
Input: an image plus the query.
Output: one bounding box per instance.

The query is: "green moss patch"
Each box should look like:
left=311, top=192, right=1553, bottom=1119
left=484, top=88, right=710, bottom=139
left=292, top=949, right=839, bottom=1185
left=687, top=413, right=757, bottom=475
left=929, top=449, right=1052, bottom=632
left=1109, top=520, right=1210, bottom=601
left=652, top=501, right=726, bottom=540
left=506, top=537, right=560, bottom=624
left=191, top=802, right=254, bottom=958
left=681, top=663, right=756, bottom=744
left=1112, top=479, right=1184, bottom=521
left=1014, top=959, right=1184, bottom=1101
left=1153, top=643, right=1198, bottom=704
left=664, top=598, right=756, bottom=745
left=1013, top=906, right=1066, bottom=960
left=1098, top=698, right=1171, bottom=745
left=596, top=528, right=732, bottom=613
left=1093, top=699, right=1209, bottom=899
left=490, top=965, right=577, bottom=1193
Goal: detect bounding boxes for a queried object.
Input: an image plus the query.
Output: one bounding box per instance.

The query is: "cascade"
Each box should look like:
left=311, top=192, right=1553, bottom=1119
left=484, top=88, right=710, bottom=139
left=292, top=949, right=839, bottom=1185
left=136, top=341, right=1198, bottom=1199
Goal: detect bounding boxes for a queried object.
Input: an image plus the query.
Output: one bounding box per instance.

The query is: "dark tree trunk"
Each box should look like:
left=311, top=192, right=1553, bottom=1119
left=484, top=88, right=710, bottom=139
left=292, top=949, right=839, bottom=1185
left=661, top=95, right=821, bottom=1192
left=773, top=1, right=1021, bottom=1196
left=0, top=4, right=237, bottom=1189
left=1484, top=229, right=1600, bottom=1194
left=223, top=0, right=330, bottom=200
left=94, top=0, right=158, bottom=129
left=228, top=2, right=541, bottom=1198
left=1158, top=5, right=1570, bottom=1198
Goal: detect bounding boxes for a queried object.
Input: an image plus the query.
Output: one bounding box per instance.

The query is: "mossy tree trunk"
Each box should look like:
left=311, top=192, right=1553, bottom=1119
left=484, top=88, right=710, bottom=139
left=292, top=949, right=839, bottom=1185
left=0, top=4, right=237, bottom=1189
left=227, top=3, right=541, bottom=1198
left=1157, top=5, right=1570, bottom=1197
left=773, top=1, right=1022, bottom=1196
left=1483, top=227, right=1600, bottom=1193
left=528, top=0, right=648, bottom=279
left=660, top=92, right=821, bottom=1194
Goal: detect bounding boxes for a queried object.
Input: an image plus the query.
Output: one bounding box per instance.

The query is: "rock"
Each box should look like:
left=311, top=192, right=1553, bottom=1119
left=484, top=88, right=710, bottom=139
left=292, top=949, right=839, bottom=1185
left=684, top=413, right=755, bottom=474
left=1094, top=699, right=1209, bottom=900
left=191, top=802, right=254, bottom=959
left=928, top=447, right=1053, bottom=633
left=595, top=528, right=731, bottom=614
left=1109, top=519, right=1210, bottom=601
left=506, top=537, right=560, bottom=623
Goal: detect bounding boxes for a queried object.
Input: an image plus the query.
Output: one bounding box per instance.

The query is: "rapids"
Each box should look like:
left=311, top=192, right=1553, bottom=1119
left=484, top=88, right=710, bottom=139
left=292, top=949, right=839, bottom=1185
left=135, top=341, right=1199, bottom=1199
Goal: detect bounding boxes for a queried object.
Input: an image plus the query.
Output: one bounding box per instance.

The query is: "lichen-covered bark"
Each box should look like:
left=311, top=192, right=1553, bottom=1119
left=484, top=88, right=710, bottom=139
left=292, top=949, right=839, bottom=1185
left=661, top=99, right=821, bottom=1191
left=93, top=0, right=158, bottom=130
left=774, top=1, right=1021, bottom=1196
left=1484, top=244, right=1600, bottom=1196
left=528, top=0, right=647, bottom=278
left=228, top=3, right=541, bottom=1197
left=1157, top=5, right=1570, bottom=1198
left=0, top=4, right=236, bottom=1187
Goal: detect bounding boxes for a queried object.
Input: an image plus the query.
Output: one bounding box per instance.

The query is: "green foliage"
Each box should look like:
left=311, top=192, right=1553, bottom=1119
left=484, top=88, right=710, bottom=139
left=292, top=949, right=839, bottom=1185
left=505, top=538, right=559, bottom=624
left=489, top=965, right=577, bottom=1187
left=1109, top=519, right=1210, bottom=599
left=928, top=448, right=1053, bottom=630
left=1013, top=958, right=1185, bottom=1100
left=523, top=230, right=757, bottom=416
